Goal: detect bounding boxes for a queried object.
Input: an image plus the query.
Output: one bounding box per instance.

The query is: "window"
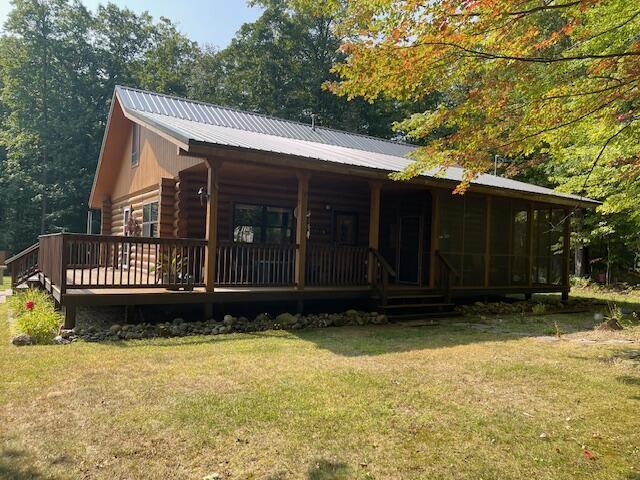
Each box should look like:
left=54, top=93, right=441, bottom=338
left=233, top=203, right=294, bottom=244
left=131, top=123, right=140, bottom=167
left=142, top=202, right=158, bottom=237
left=334, top=212, right=358, bottom=245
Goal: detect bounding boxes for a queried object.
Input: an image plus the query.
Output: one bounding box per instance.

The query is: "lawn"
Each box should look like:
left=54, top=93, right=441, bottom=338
left=1, top=291, right=639, bottom=479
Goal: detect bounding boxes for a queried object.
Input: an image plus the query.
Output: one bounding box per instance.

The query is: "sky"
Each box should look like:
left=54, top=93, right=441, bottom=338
left=0, top=0, right=263, bottom=48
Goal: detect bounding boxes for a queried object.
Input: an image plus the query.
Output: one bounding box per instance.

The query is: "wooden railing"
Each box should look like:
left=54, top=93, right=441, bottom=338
left=434, top=250, right=457, bottom=303
left=370, top=248, right=396, bottom=305
left=5, top=242, right=40, bottom=287
left=216, top=243, right=297, bottom=286
left=306, top=244, right=369, bottom=286
left=63, top=234, right=207, bottom=289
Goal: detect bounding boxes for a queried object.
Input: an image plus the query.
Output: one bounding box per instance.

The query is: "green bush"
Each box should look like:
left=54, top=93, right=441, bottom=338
left=9, top=289, right=62, bottom=344
left=532, top=303, right=547, bottom=315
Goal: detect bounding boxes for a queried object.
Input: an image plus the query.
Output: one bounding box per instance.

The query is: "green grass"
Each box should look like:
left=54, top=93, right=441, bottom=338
left=0, top=275, right=9, bottom=291
left=1, top=291, right=639, bottom=479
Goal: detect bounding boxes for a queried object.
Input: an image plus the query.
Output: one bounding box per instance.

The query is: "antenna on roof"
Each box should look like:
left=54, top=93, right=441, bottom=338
left=311, top=113, right=317, bottom=131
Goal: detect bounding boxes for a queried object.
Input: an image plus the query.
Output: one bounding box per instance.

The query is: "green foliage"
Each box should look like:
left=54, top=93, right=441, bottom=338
left=325, top=0, right=640, bottom=274
left=532, top=303, right=547, bottom=315
left=8, top=288, right=62, bottom=343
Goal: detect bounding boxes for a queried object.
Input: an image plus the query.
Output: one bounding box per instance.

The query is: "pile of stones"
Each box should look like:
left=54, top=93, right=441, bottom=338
left=457, top=297, right=599, bottom=316
left=61, top=309, right=389, bottom=343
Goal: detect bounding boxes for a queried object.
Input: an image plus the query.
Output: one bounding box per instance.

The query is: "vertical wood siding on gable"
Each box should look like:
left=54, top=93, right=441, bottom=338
left=110, top=122, right=204, bottom=201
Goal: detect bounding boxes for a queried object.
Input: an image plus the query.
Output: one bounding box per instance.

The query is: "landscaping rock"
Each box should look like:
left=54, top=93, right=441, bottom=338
left=223, top=315, right=237, bottom=327
left=53, top=335, right=71, bottom=345
left=12, top=333, right=33, bottom=346
left=109, top=324, right=121, bottom=334
left=275, top=312, right=297, bottom=327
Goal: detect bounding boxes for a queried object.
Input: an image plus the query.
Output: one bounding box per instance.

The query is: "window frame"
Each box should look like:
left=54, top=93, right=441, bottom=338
left=131, top=123, right=140, bottom=168
left=333, top=211, right=359, bottom=246
left=232, top=202, right=295, bottom=244
left=142, top=201, right=159, bottom=238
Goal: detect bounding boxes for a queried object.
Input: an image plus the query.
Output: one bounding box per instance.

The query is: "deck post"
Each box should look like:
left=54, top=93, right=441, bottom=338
left=367, top=181, right=382, bottom=284
left=528, top=202, right=535, bottom=287
left=562, top=208, right=571, bottom=302
left=204, top=160, right=221, bottom=293
left=429, top=190, right=440, bottom=288
left=295, top=172, right=310, bottom=290
left=63, top=305, right=76, bottom=330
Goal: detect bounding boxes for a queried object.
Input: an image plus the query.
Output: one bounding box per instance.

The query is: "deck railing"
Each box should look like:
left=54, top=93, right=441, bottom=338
left=5, top=242, right=40, bottom=287
left=216, top=242, right=297, bottom=286
left=63, top=234, right=207, bottom=289
left=306, top=244, right=369, bottom=286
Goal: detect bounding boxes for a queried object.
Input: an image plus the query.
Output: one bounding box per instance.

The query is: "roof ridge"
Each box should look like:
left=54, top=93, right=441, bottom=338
left=115, top=84, right=415, bottom=150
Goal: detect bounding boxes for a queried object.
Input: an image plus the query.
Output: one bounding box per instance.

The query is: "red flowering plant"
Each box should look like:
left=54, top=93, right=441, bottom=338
left=8, top=289, right=62, bottom=344
left=25, top=300, right=34, bottom=311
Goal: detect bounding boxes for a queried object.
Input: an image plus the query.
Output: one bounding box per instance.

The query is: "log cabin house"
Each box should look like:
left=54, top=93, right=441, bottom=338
left=6, top=86, right=598, bottom=328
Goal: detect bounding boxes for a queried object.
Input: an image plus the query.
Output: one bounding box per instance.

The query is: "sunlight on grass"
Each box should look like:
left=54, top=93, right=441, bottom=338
left=1, top=290, right=639, bottom=479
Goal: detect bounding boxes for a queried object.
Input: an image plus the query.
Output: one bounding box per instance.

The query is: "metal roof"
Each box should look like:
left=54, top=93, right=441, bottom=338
left=116, top=85, right=414, bottom=157
left=116, top=86, right=599, bottom=206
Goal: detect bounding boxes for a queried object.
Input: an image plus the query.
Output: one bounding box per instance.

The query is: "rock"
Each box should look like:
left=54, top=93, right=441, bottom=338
left=53, top=335, right=70, bottom=345
left=12, top=333, right=33, bottom=346
left=374, top=314, right=388, bottom=324
left=223, top=315, right=237, bottom=326
left=345, top=309, right=359, bottom=317
left=60, top=329, right=75, bottom=339
left=172, top=317, right=185, bottom=325
left=109, top=324, right=122, bottom=334
left=275, top=312, right=297, bottom=327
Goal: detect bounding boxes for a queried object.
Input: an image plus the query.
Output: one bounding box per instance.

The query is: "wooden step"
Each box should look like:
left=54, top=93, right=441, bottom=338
left=388, top=311, right=462, bottom=322
left=386, top=294, right=445, bottom=301
left=382, top=302, right=455, bottom=310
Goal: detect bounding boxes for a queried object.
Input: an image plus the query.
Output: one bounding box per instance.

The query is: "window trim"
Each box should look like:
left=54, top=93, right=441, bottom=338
left=142, top=201, right=159, bottom=238
left=131, top=123, right=140, bottom=168
left=232, top=202, right=295, bottom=244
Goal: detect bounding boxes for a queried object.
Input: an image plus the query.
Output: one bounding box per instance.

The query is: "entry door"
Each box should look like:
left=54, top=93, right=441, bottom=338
left=397, top=215, right=421, bottom=284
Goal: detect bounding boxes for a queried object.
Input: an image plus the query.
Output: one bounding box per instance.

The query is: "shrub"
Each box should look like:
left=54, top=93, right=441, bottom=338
left=9, top=288, right=62, bottom=344
left=532, top=303, right=547, bottom=315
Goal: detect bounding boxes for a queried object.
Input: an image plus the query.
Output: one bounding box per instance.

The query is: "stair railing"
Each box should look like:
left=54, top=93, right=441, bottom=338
left=370, top=248, right=396, bottom=306
left=434, top=250, right=457, bottom=303
left=5, top=242, right=40, bottom=287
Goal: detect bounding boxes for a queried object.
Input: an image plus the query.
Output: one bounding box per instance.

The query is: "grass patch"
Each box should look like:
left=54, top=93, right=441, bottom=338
left=1, top=291, right=639, bottom=479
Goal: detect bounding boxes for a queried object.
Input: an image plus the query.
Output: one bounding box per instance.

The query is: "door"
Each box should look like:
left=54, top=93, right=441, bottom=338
left=397, top=215, right=421, bottom=284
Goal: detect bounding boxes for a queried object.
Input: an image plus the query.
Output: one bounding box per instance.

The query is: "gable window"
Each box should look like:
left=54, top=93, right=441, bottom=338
left=142, top=202, right=158, bottom=237
left=233, top=203, right=294, bottom=244
left=131, top=123, right=140, bottom=167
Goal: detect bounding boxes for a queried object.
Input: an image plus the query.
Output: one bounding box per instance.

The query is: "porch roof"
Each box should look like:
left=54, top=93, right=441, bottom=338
left=116, top=86, right=599, bottom=207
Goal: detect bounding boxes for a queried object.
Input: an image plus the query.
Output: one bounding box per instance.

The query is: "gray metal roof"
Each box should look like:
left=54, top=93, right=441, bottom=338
left=116, top=85, right=414, bottom=157
left=116, top=86, right=598, bottom=206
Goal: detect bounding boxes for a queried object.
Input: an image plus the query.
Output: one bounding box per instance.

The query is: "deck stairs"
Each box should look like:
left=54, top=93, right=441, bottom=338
left=380, top=288, right=461, bottom=322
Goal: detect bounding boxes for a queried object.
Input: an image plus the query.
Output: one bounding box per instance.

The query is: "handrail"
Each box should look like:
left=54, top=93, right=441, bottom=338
left=434, top=250, right=457, bottom=303
left=6, top=242, right=40, bottom=287
left=435, top=250, right=457, bottom=277
left=5, top=243, right=39, bottom=266
left=370, top=247, right=396, bottom=278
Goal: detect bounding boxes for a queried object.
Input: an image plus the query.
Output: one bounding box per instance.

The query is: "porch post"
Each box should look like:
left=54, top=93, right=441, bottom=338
left=562, top=208, right=571, bottom=302
left=368, top=181, right=382, bottom=284
left=429, top=190, right=440, bottom=287
left=204, top=160, right=220, bottom=292
left=295, top=172, right=310, bottom=290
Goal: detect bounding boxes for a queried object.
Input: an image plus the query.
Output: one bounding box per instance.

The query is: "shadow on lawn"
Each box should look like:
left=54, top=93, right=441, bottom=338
left=0, top=448, right=45, bottom=479
left=107, top=317, right=606, bottom=356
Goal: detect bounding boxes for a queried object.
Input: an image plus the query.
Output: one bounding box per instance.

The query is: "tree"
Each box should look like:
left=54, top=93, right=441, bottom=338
left=324, top=0, right=640, bottom=277
left=187, top=0, right=415, bottom=136
left=0, top=0, right=197, bottom=253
